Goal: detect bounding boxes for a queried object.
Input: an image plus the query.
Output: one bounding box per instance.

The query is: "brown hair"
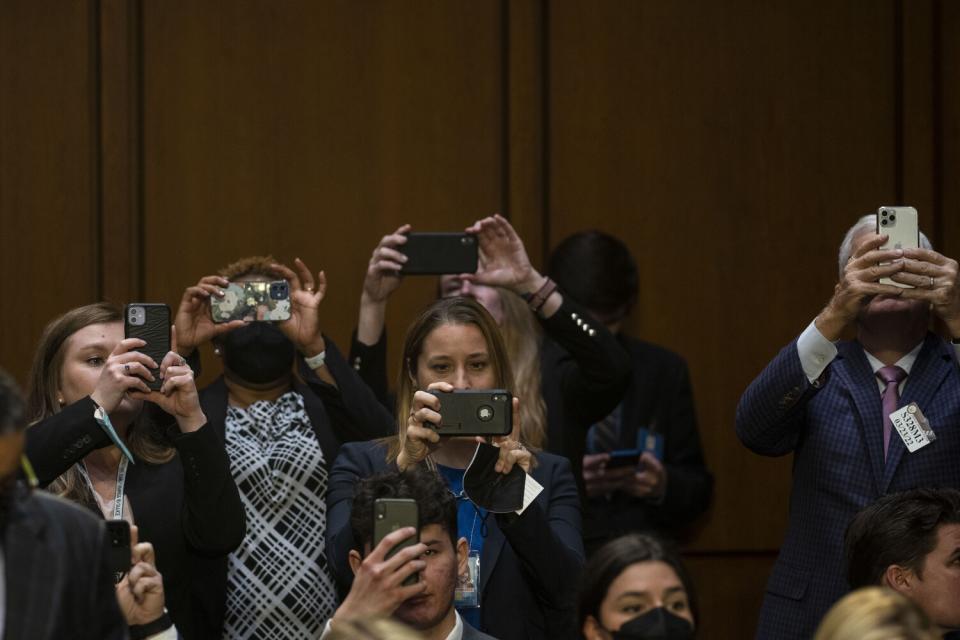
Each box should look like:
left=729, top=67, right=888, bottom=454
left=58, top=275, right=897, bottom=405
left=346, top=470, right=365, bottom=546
left=388, top=297, right=526, bottom=461
left=26, top=303, right=174, bottom=508
left=217, top=255, right=281, bottom=280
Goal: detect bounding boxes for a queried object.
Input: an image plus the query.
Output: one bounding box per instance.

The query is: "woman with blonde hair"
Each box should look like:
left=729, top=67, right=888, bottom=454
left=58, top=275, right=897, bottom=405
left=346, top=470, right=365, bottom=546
left=327, top=296, right=584, bottom=640
left=24, top=302, right=244, bottom=639
left=349, top=215, right=631, bottom=464
left=813, top=587, right=941, bottom=640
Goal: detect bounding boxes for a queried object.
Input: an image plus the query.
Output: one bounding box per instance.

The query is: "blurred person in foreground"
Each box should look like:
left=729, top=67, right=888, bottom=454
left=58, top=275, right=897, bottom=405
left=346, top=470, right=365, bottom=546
left=813, top=587, right=940, bottom=640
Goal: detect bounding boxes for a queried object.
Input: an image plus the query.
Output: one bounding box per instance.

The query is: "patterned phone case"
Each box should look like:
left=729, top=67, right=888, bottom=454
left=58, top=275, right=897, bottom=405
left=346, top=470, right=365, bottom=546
left=210, top=282, right=291, bottom=323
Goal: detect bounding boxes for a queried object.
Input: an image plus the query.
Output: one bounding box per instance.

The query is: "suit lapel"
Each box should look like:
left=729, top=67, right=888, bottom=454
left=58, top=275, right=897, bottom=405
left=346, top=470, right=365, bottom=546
left=479, top=514, right=506, bottom=599
left=834, top=341, right=885, bottom=495
left=4, top=491, right=57, bottom=639
left=881, top=333, right=953, bottom=490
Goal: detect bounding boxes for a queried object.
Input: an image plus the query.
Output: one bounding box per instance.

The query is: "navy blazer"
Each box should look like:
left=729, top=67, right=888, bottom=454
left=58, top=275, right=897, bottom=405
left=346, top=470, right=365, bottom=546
left=737, top=333, right=960, bottom=639
left=325, top=441, right=585, bottom=640
left=582, top=336, right=712, bottom=551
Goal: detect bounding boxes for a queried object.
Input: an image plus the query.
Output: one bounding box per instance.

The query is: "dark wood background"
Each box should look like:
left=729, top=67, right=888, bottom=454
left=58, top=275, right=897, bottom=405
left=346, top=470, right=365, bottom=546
left=2, top=1, right=958, bottom=637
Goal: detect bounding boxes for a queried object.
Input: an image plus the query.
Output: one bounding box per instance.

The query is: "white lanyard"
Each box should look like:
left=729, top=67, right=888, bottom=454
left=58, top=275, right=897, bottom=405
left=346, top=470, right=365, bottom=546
left=78, top=456, right=129, bottom=520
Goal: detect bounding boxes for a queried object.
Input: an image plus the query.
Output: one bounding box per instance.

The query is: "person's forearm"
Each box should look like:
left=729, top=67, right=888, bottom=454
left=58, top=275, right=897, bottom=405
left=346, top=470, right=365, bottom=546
left=516, top=270, right=563, bottom=318
left=357, top=293, right=388, bottom=346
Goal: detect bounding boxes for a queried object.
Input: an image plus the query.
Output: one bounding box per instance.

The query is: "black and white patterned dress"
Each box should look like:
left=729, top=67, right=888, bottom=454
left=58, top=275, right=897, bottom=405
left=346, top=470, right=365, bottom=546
left=223, top=392, right=337, bottom=639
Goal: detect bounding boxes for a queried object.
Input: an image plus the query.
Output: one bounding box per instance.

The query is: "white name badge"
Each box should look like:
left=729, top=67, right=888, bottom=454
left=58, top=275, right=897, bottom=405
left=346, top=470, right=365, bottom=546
left=889, top=402, right=936, bottom=453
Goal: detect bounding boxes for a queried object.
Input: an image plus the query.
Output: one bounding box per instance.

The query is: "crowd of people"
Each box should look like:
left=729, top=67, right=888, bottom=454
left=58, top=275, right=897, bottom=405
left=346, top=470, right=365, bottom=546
left=1, top=212, right=959, bottom=639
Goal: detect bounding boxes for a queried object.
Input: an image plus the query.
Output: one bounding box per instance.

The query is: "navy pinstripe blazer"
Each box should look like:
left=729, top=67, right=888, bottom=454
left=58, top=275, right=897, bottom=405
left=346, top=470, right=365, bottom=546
left=736, top=332, right=960, bottom=640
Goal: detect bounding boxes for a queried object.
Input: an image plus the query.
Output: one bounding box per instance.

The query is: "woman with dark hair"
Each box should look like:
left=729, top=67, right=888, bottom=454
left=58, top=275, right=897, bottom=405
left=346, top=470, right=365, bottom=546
left=172, top=256, right=394, bottom=639
left=579, top=534, right=696, bottom=640
left=326, top=296, right=584, bottom=640
left=23, top=302, right=245, bottom=639
left=548, top=230, right=713, bottom=552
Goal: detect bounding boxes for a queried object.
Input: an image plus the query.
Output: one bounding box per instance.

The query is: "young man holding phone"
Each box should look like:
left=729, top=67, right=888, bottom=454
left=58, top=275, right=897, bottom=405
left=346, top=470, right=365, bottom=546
left=323, top=468, right=496, bottom=640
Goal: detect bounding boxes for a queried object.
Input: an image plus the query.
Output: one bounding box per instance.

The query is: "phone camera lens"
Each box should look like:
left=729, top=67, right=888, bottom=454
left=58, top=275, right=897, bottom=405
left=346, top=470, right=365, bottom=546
left=889, top=214, right=896, bottom=221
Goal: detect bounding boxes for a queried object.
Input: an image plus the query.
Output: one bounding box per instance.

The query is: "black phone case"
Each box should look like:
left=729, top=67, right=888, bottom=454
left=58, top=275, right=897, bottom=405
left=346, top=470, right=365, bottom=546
left=105, top=519, right=131, bottom=579
left=399, top=233, right=478, bottom=275
left=124, top=303, right=171, bottom=391
left=428, top=389, right=513, bottom=436
left=373, top=498, right=420, bottom=585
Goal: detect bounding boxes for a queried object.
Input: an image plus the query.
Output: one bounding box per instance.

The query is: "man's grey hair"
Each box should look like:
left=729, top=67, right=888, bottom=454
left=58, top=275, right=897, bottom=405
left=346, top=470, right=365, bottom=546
left=838, top=214, right=932, bottom=277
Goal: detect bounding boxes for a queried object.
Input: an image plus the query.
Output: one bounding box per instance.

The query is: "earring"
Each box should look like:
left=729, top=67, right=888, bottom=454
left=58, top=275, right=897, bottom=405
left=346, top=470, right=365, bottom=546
left=214, top=347, right=221, bottom=356
left=57, top=397, right=65, bottom=406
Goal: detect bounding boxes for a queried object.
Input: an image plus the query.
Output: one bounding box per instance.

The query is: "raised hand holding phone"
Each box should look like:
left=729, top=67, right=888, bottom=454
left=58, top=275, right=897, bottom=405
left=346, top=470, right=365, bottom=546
left=269, top=258, right=327, bottom=356
left=334, top=526, right=427, bottom=626
left=175, top=275, right=246, bottom=355
left=129, top=326, right=205, bottom=433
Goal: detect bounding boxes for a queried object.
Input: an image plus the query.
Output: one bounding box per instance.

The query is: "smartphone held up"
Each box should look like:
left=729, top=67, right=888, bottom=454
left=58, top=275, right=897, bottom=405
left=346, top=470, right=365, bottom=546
left=876, top=206, right=919, bottom=288
left=124, top=303, right=171, bottom=391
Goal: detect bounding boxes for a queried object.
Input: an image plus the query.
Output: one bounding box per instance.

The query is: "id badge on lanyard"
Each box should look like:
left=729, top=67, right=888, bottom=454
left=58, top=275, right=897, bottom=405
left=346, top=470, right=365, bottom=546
left=455, top=551, right=481, bottom=608
left=78, top=456, right=129, bottom=520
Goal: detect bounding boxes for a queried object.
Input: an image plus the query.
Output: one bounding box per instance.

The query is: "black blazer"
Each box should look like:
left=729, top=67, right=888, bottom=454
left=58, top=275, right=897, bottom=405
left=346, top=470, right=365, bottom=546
left=193, top=336, right=394, bottom=635
left=24, top=398, right=245, bottom=640
left=325, top=441, right=585, bottom=640
left=2, top=488, right=126, bottom=640
left=581, top=336, right=713, bottom=550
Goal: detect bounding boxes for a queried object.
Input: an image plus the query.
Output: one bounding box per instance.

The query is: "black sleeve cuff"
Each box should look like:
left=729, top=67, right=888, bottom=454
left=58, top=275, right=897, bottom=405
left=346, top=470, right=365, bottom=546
left=128, top=612, right=173, bottom=640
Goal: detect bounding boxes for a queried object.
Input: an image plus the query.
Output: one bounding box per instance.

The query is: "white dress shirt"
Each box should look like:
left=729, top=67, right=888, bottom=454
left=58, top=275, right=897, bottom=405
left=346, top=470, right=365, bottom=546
left=321, top=610, right=465, bottom=640
left=796, top=319, right=956, bottom=389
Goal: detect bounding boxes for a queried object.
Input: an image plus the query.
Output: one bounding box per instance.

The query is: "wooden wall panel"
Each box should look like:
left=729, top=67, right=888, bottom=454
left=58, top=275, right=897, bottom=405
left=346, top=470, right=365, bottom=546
left=940, top=1, right=960, bottom=259
left=548, top=0, right=897, bottom=553
left=684, top=552, right=776, bottom=639
left=139, top=0, right=506, bottom=386
left=0, top=1, right=99, bottom=385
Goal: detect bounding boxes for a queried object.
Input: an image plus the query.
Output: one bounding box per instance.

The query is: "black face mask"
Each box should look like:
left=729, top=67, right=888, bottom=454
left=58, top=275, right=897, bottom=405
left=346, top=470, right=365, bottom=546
left=221, top=322, right=296, bottom=385
left=611, top=608, right=695, bottom=640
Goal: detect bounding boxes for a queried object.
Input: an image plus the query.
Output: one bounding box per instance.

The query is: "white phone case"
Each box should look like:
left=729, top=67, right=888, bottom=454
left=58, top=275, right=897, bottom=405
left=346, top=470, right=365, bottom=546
left=877, top=206, right=918, bottom=287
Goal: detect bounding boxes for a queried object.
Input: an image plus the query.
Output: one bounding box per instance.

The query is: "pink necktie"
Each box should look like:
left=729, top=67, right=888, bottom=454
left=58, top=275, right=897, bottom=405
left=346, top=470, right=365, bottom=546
left=877, top=365, right=907, bottom=459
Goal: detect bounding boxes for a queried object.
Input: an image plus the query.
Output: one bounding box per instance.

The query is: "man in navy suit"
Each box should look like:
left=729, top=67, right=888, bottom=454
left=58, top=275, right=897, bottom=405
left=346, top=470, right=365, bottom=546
left=737, top=214, right=960, bottom=639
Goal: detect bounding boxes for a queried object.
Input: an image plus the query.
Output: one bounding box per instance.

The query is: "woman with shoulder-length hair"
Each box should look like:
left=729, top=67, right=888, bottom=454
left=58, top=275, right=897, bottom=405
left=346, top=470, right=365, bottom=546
left=24, top=302, right=245, bottom=640
left=326, top=296, right=584, bottom=640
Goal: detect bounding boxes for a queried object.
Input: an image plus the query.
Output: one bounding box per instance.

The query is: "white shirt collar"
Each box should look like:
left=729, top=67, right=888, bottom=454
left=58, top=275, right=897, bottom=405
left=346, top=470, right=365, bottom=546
left=445, top=611, right=464, bottom=640
left=863, top=340, right=925, bottom=376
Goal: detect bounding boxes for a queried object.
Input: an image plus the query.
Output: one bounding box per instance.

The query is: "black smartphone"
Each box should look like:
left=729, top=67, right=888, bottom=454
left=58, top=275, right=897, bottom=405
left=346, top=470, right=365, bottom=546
left=105, top=519, right=131, bottom=583
left=399, top=232, right=478, bottom=275
left=606, top=448, right=642, bottom=469
left=124, top=303, right=171, bottom=391
left=373, top=498, right=420, bottom=586
left=427, top=389, right=513, bottom=437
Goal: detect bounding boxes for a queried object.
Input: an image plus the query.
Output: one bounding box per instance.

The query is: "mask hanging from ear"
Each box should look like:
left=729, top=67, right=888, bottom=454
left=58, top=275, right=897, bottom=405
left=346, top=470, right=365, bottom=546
left=611, top=607, right=695, bottom=640
left=463, top=442, right=526, bottom=513
left=221, top=322, right=296, bottom=385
